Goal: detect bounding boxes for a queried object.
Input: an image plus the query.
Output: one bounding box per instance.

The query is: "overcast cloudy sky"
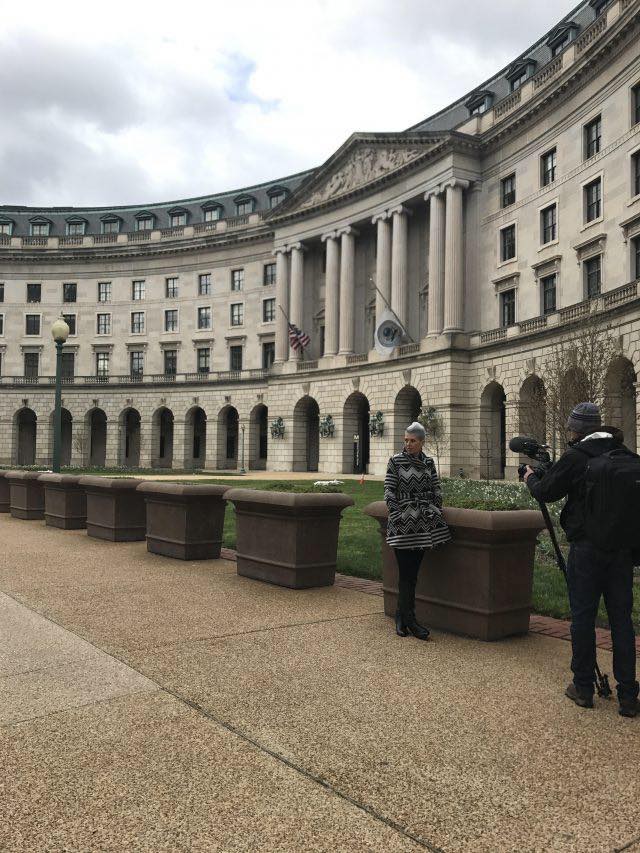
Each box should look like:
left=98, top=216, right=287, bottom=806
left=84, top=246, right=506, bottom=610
left=1, top=0, right=577, bottom=208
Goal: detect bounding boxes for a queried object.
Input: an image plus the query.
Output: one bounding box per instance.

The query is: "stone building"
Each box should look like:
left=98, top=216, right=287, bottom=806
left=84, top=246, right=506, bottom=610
left=1, top=0, right=640, bottom=478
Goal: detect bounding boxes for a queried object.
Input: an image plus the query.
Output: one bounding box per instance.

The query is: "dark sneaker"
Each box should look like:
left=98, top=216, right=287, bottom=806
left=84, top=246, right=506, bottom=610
left=565, top=683, right=594, bottom=709
left=406, top=618, right=430, bottom=641
left=619, top=697, right=639, bottom=718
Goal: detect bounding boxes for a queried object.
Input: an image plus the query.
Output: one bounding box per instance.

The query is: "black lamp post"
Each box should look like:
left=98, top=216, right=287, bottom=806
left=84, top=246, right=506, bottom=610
left=240, top=423, right=246, bottom=474
left=51, top=315, right=70, bottom=473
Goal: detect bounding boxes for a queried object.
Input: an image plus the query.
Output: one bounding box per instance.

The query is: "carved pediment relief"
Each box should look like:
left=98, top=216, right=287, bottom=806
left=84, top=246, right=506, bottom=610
left=299, top=146, right=426, bottom=210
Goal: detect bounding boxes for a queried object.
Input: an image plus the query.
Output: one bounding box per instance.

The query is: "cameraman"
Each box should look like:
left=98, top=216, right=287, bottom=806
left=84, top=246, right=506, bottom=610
left=524, top=402, right=639, bottom=718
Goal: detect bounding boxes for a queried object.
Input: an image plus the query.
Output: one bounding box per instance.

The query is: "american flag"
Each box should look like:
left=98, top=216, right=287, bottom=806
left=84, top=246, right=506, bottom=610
left=288, top=322, right=310, bottom=351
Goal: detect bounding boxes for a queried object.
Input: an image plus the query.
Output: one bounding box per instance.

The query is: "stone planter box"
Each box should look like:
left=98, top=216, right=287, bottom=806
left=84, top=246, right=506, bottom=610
left=79, top=476, right=146, bottom=541
left=38, top=473, right=87, bottom=529
left=6, top=471, right=46, bottom=520
left=363, top=502, right=545, bottom=641
left=0, top=471, right=10, bottom=513
left=225, top=488, right=354, bottom=588
left=136, top=482, right=229, bottom=560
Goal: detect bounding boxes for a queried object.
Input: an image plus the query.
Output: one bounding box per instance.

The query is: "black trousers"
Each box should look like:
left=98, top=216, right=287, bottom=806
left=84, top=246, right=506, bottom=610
left=567, top=541, right=638, bottom=700
left=394, top=548, right=426, bottom=620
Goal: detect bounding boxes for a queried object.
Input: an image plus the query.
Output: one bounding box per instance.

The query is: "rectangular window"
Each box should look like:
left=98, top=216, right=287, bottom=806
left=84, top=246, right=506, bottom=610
left=197, top=347, right=210, bottom=373
left=0, top=313, right=4, bottom=335
left=633, top=151, right=640, bottom=198
left=102, top=219, right=119, bottom=234
left=551, top=35, right=569, bottom=56
left=269, top=192, right=285, bottom=209
left=164, top=309, right=178, bottom=332
left=230, top=345, right=243, bottom=371
left=231, top=269, right=244, bottom=291
left=97, top=313, right=111, bottom=335
left=585, top=255, right=602, bottom=298
left=137, top=217, right=153, bottom=231
left=164, top=349, right=177, bottom=375
left=62, top=314, right=76, bottom=336
left=500, top=225, right=516, bottom=262
left=634, top=84, right=640, bottom=127
left=61, top=352, right=75, bottom=379
left=0, top=223, right=12, bottom=235
left=584, top=116, right=601, bottom=159
left=0, top=283, right=4, bottom=302
left=541, top=274, right=557, bottom=315
left=541, top=204, right=557, bottom=244
left=26, top=283, right=41, bottom=303
left=585, top=178, right=602, bottom=222
left=67, top=222, right=85, bottom=236
left=500, top=289, right=516, bottom=327
left=96, top=352, right=109, bottom=377
left=262, top=298, right=275, bottom=322
left=131, top=311, right=145, bottom=334
left=170, top=213, right=186, bottom=227
left=501, top=174, right=516, bottom=208
left=262, top=341, right=275, bottom=369
left=541, top=148, right=557, bottom=186
left=198, top=273, right=211, bottom=296
left=633, top=236, right=640, bottom=279
left=98, top=281, right=111, bottom=303
left=204, top=207, right=221, bottom=222
left=63, top=282, right=77, bottom=303
left=165, top=277, right=179, bottom=298
left=510, top=69, right=527, bottom=92
left=197, top=306, right=211, bottom=329
left=230, top=303, right=244, bottom=326
left=130, top=351, right=144, bottom=378
left=31, top=223, right=49, bottom=237
left=25, top=314, right=40, bottom=335
left=132, top=280, right=145, bottom=301
left=263, top=263, right=276, bottom=286
left=24, top=352, right=39, bottom=378
left=235, top=201, right=252, bottom=216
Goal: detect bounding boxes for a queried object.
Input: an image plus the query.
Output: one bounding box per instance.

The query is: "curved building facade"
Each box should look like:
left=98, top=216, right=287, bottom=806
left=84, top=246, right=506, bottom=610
left=1, top=0, right=640, bottom=477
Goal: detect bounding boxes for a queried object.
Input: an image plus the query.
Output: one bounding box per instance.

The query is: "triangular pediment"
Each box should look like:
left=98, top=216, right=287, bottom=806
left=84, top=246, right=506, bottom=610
left=271, top=132, right=463, bottom=220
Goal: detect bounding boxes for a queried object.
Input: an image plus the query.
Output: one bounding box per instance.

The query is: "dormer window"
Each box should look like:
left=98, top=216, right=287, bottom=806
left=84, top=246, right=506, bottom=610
left=551, top=34, right=569, bottom=56
left=547, top=22, right=579, bottom=57
left=234, top=195, right=256, bottom=216
left=202, top=202, right=223, bottom=222
left=29, top=217, right=52, bottom=237
left=267, top=186, right=288, bottom=209
left=506, top=60, right=536, bottom=92
left=466, top=90, right=494, bottom=117
left=590, top=0, right=610, bottom=17
left=135, top=211, right=155, bottom=231
left=100, top=215, right=121, bottom=234
left=0, top=218, right=14, bottom=236
left=65, top=218, right=87, bottom=236
left=170, top=211, right=187, bottom=227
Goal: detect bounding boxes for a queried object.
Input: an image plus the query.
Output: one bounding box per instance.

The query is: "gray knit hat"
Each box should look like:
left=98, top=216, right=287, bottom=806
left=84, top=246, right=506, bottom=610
left=566, top=402, right=601, bottom=434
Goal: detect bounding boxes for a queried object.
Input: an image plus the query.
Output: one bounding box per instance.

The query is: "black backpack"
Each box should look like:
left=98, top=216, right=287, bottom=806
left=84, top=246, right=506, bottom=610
left=577, top=445, right=640, bottom=551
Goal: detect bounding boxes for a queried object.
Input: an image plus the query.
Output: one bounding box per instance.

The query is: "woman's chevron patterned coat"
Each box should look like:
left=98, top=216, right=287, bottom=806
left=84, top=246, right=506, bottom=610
left=384, top=451, right=452, bottom=550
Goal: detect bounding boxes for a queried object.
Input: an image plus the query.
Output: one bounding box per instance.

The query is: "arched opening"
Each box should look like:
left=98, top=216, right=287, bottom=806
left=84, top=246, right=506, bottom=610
left=88, top=408, right=107, bottom=468
left=15, top=408, right=37, bottom=465
left=605, top=357, right=637, bottom=452
left=393, top=386, right=423, bottom=455
left=519, top=375, right=546, bottom=444
left=152, top=407, right=174, bottom=468
left=217, top=406, right=239, bottom=470
left=480, top=382, right=506, bottom=479
left=249, top=404, right=268, bottom=471
left=120, top=408, right=141, bottom=468
left=185, top=406, right=207, bottom=469
left=292, top=396, right=320, bottom=472
left=342, top=392, right=370, bottom=474
left=549, top=366, right=590, bottom=455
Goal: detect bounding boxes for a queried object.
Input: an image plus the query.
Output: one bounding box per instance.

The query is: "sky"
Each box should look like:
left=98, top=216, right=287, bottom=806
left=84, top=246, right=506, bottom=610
left=0, top=0, right=578, bottom=208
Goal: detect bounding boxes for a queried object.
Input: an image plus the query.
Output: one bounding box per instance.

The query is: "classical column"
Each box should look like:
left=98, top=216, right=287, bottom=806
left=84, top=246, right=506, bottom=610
left=274, top=248, right=290, bottom=363
left=338, top=227, right=357, bottom=355
left=443, top=180, right=469, bottom=334
left=289, top=243, right=305, bottom=359
left=390, top=205, right=411, bottom=330
left=321, top=231, right=340, bottom=357
left=425, top=188, right=445, bottom=336
left=372, top=212, right=392, bottom=325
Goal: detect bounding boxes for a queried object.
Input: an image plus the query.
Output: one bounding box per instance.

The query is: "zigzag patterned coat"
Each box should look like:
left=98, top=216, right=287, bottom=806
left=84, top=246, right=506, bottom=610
left=384, top=451, right=452, bottom=550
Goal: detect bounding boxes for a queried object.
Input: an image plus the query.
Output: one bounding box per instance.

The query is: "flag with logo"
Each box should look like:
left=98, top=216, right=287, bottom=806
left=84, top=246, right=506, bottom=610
left=374, top=308, right=408, bottom=357
left=288, top=322, right=311, bottom=352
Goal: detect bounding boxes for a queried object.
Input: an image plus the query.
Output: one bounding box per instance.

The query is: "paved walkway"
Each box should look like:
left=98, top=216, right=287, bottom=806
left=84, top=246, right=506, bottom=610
left=1, top=515, right=639, bottom=852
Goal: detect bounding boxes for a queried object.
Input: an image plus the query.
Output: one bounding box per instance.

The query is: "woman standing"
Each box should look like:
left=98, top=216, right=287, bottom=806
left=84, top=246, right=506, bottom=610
left=384, top=422, right=451, bottom=639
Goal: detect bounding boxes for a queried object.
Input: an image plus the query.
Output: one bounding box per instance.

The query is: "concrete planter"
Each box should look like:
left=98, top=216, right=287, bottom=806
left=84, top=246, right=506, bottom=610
left=79, top=476, right=146, bottom=541
left=0, top=471, right=10, bottom=513
left=6, top=471, right=46, bottom=520
left=38, top=473, right=87, bottom=529
left=136, top=482, right=229, bottom=560
left=225, top=488, right=354, bottom=588
left=363, top=502, right=545, bottom=641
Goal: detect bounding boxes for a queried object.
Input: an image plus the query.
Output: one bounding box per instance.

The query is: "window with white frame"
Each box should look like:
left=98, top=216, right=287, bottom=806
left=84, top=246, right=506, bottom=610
left=197, top=306, right=211, bottom=329
left=130, top=350, right=144, bottom=378
left=131, top=311, right=145, bottom=334
left=230, top=303, right=244, bottom=326
left=164, top=309, right=178, bottom=332
left=197, top=347, right=210, bottom=373
left=97, top=313, right=111, bottom=335
left=102, top=219, right=120, bottom=234
left=66, top=221, right=85, bottom=236
left=30, top=222, right=50, bottom=237
left=132, top=280, right=145, bottom=301
left=263, top=263, right=276, bottom=286
left=165, top=277, right=179, bottom=298
left=137, top=217, right=154, bottom=231
left=164, top=349, right=178, bottom=375
left=98, top=281, right=111, bottom=303
left=204, top=206, right=221, bottom=222
left=231, top=269, right=244, bottom=291
left=235, top=199, right=253, bottom=216
left=269, top=192, right=286, bottom=209
left=96, top=352, right=109, bottom=377
left=25, top=314, right=41, bottom=335
left=170, top=212, right=186, bottom=227
left=198, top=273, right=211, bottom=295
left=0, top=222, right=13, bottom=235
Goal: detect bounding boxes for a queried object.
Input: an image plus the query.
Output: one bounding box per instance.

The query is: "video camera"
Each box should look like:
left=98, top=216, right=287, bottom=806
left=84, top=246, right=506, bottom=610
left=508, top=436, right=553, bottom=482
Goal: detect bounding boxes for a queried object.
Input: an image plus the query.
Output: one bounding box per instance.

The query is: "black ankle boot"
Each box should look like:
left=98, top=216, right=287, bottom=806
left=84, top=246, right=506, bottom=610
left=406, top=615, right=430, bottom=641
left=395, top=612, right=409, bottom=637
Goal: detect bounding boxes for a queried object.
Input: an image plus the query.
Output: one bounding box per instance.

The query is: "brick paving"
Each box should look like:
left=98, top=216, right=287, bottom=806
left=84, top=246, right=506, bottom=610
left=222, top=548, right=640, bottom=652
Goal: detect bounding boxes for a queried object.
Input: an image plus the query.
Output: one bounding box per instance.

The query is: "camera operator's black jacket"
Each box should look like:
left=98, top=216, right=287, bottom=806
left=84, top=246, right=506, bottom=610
left=526, top=427, right=625, bottom=542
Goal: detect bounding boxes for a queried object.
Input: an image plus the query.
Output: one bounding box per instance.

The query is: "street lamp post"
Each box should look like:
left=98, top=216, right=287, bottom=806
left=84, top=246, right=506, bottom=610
left=51, top=315, right=70, bottom=473
left=240, top=423, right=246, bottom=474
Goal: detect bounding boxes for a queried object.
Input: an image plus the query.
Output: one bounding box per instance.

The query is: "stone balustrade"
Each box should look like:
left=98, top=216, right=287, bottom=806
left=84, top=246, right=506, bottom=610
left=575, top=13, right=608, bottom=54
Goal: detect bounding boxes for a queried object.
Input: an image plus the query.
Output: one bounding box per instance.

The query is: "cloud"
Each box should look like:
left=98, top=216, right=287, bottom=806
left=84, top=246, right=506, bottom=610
left=0, top=0, right=577, bottom=207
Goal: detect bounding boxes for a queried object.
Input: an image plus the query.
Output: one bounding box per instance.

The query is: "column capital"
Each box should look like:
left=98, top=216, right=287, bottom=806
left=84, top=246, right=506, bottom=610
left=336, top=226, right=359, bottom=238
left=371, top=211, right=391, bottom=225
left=321, top=231, right=338, bottom=243
left=288, top=241, right=306, bottom=253
left=274, top=246, right=289, bottom=256
left=442, top=178, right=471, bottom=192
left=389, top=205, right=413, bottom=218
left=424, top=186, right=444, bottom=202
